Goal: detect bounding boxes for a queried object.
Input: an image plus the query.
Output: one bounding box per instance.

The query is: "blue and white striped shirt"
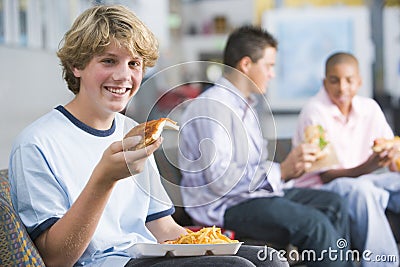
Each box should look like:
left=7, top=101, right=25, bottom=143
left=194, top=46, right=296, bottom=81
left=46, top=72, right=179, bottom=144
left=179, top=77, right=284, bottom=227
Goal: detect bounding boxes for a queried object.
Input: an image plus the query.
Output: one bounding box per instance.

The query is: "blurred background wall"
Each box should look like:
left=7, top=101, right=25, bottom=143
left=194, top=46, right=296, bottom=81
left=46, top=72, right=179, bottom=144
left=0, top=0, right=399, bottom=168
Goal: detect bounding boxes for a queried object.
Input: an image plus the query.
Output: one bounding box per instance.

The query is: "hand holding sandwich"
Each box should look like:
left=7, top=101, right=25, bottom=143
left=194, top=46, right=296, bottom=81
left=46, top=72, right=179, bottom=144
left=280, top=143, right=319, bottom=182
left=372, top=136, right=400, bottom=172
left=318, top=137, right=399, bottom=183
left=387, top=143, right=400, bottom=172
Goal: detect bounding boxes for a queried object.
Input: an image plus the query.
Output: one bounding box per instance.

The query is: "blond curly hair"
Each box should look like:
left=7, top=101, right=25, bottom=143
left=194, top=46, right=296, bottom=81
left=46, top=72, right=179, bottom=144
left=57, top=5, right=159, bottom=94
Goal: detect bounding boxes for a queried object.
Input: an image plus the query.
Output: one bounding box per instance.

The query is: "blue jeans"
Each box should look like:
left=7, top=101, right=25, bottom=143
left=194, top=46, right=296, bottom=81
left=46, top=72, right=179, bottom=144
left=321, top=172, right=400, bottom=267
left=224, top=188, right=354, bottom=267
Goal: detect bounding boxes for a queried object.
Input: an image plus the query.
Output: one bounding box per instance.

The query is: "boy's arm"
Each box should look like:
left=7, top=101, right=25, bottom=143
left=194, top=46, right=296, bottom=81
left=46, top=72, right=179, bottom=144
left=319, top=151, right=392, bottom=183
left=34, top=169, right=115, bottom=267
left=34, top=138, right=161, bottom=267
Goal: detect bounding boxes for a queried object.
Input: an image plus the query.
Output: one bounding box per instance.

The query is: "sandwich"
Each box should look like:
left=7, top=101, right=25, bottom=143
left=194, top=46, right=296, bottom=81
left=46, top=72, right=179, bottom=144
left=124, top=118, right=179, bottom=150
left=395, top=157, right=400, bottom=171
left=372, top=136, right=400, bottom=171
left=304, top=124, right=329, bottom=159
left=372, top=136, right=400, bottom=153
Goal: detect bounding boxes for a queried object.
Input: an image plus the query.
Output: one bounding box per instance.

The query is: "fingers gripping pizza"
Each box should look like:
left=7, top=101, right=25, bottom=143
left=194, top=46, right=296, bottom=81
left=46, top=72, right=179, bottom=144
left=124, top=118, right=179, bottom=150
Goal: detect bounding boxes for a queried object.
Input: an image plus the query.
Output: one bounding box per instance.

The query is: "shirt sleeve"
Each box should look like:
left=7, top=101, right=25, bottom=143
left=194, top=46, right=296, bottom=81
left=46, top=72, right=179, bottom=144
left=370, top=100, right=394, bottom=139
left=9, top=144, right=69, bottom=237
left=264, top=161, right=283, bottom=192
left=146, top=155, right=175, bottom=217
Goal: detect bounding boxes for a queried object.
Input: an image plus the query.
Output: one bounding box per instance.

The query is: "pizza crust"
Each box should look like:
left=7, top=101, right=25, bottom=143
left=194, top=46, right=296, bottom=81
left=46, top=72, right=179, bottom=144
left=124, top=118, right=179, bottom=150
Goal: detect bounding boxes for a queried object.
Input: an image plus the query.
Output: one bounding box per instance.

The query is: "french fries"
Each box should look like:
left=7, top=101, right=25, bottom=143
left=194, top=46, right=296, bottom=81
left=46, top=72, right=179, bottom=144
left=167, top=226, right=239, bottom=244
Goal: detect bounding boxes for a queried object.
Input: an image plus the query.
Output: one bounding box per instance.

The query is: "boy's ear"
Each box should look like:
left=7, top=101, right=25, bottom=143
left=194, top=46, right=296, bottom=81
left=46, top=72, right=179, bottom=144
left=323, top=77, right=327, bottom=88
left=72, top=67, right=81, bottom=78
left=357, top=76, right=363, bottom=87
left=237, top=56, right=252, bottom=73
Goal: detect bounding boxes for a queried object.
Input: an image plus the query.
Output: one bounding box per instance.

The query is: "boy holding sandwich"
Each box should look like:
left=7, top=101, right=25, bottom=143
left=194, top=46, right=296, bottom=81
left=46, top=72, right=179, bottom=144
left=179, top=26, right=354, bottom=267
left=292, top=52, right=400, bottom=266
left=8, top=5, right=286, bottom=267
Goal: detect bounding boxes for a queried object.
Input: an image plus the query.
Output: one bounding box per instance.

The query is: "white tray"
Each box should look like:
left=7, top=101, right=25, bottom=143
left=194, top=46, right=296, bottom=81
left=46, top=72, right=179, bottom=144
left=127, top=242, right=243, bottom=258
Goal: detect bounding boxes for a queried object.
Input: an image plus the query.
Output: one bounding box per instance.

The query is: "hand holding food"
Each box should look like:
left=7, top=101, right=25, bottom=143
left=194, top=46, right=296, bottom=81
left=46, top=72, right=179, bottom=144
left=124, top=118, right=179, bottom=150
left=372, top=136, right=400, bottom=153
left=372, top=137, right=400, bottom=172
left=299, top=124, right=340, bottom=173
left=280, top=144, right=319, bottom=181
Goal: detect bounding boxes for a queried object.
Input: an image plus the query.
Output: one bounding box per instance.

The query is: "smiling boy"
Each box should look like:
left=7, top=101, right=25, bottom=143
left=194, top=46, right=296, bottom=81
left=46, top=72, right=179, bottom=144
left=8, top=5, right=286, bottom=267
left=293, top=52, right=400, bottom=267
left=179, top=26, right=354, bottom=267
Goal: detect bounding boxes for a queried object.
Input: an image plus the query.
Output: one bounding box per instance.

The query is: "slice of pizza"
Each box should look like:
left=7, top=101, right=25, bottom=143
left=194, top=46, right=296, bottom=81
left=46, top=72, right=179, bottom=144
left=304, top=124, right=330, bottom=159
left=372, top=136, right=400, bottom=153
left=124, top=118, right=179, bottom=150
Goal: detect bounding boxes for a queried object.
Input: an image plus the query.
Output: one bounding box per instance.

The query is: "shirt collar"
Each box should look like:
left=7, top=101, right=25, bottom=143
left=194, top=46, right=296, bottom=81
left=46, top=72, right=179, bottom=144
left=319, top=87, right=362, bottom=123
left=216, top=77, right=258, bottom=109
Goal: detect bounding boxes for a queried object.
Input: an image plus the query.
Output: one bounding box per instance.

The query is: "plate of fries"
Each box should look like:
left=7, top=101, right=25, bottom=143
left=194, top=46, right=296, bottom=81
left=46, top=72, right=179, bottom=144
left=128, top=226, right=243, bottom=258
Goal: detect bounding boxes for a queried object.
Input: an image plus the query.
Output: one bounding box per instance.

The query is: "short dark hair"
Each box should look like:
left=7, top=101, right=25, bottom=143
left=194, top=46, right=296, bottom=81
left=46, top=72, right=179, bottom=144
left=223, top=25, right=278, bottom=69
left=325, top=52, right=358, bottom=76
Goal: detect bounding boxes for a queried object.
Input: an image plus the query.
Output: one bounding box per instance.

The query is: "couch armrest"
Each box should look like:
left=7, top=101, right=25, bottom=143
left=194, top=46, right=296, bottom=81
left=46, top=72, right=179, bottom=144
left=0, top=169, right=45, bottom=266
